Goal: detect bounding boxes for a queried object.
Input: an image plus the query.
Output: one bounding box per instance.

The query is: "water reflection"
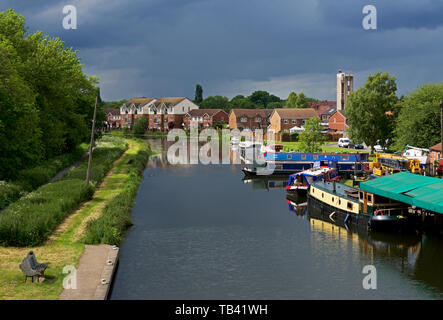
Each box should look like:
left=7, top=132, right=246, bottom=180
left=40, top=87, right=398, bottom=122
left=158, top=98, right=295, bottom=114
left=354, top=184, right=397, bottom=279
left=110, top=138, right=443, bottom=299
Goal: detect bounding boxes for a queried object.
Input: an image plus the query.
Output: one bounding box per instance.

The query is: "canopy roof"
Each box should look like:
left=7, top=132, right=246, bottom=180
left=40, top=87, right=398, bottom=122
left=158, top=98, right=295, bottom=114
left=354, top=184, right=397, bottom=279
left=360, top=172, right=443, bottom=214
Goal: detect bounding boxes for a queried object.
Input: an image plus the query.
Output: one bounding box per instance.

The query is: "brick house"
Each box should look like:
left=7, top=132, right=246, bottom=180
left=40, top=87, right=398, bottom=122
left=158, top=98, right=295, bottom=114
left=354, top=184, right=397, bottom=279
left=183, top=109, right=228, bottom=129
left=430, top=142, right=442, bottom=173
left=120, top=98, right=156, bottom=129
left=146, top=97, right=200, bottom=131
left=328, top=110, right=349, bottom=133
left=104, top=108, right=122, bottom=129
left=268, top=108, right=318, bottom=133
left=228, top=109, right=273, bottom=131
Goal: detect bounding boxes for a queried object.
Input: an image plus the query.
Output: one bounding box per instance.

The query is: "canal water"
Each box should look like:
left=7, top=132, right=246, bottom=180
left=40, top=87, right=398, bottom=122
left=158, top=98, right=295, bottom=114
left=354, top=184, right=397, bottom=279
left=111, top=139, right=443, bottom=299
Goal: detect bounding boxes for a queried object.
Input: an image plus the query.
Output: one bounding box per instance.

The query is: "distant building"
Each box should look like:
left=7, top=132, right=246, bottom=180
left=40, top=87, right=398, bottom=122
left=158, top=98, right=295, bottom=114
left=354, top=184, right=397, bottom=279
left=309, top=101, right=337, bottom=123
left=183, top=109, right=228, bottom=129
left=228, top=109, right=273, bottom=131
left=104, top=108, right=122, bottom=129
left=147, top=98, right=199, bottom=131
left=268, top=108, right=318, bottom=133
left=336, top=70, right=354, bottom=111
left=120, top=98, right=156, bottom=129
left=328, top=110, right=349, bottom=133
left=119, top=97, right=200, bottom=131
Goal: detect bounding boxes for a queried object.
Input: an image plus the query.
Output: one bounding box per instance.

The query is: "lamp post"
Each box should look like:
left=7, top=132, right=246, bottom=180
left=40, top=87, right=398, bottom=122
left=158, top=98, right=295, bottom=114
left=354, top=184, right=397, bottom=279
left=86, top=96, right=98, bottom=186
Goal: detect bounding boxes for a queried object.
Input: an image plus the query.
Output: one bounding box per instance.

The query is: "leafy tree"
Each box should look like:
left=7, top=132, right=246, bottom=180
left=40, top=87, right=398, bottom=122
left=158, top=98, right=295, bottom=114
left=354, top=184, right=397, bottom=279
left=133, top=116, right=148, bottom=135
left=229, top=95, right=255, bottom=109
left=346, top=72, right=398, bottom=152
left=298, top=117, right=325, bottom=152
left=295, top=92, right=308, bottom=108
left=0, top=9, right=98, bottom=179
left=393, top=82, right=443, bottom=150
left=200, top=95, right=230, bottom=111
left=286, top=92, right=297, bottom=108
left=267, top=101, right=283, bottom=109
left=194, top=84, right=203, bottom=104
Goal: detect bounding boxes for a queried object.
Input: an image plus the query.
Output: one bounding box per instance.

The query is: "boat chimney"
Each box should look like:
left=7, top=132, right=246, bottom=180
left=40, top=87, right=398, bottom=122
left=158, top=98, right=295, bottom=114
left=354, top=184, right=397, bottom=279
left=333, top=180, right=336, bottom=193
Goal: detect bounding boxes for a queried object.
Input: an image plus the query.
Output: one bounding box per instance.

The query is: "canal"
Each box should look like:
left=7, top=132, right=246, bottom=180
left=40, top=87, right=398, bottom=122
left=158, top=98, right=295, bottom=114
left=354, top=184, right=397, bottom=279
left=111, top=139, right=443, bottom=299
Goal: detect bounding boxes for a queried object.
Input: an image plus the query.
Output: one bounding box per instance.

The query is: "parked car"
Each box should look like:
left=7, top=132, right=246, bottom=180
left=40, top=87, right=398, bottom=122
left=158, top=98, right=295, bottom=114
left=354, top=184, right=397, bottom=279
left=338, top=138, right=354, bottom=148
left=374, top=144, right=386, bottom=153
left=353, top=142, right=364, bottom=149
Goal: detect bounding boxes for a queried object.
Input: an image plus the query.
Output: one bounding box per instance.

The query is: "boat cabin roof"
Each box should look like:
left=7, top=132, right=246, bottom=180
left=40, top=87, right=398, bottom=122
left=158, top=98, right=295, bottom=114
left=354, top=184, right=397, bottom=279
left=311, top=181, right=359, bottom=203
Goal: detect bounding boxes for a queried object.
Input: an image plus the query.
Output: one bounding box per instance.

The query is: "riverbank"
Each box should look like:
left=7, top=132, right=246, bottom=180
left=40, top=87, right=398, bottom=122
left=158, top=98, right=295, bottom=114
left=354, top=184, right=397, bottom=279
left=0, top=138, right=152, bottom=300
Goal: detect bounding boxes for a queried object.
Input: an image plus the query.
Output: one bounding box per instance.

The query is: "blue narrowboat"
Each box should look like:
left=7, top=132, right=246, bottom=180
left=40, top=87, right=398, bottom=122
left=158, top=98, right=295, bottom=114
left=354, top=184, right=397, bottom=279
left=243, top=152, right=370, bottom=176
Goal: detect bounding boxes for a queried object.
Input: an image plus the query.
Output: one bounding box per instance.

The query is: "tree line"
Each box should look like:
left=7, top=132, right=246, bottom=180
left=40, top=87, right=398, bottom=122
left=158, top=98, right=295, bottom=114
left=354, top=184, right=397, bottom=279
left=193, top=84, right=318, bottom=112
left=0, top=9, right=100, bottom=179
left=345, top=72, right=443, bottom=152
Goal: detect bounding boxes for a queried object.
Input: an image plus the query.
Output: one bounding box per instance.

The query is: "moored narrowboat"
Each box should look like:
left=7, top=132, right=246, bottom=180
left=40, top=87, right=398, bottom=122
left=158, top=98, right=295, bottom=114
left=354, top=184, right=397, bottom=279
left=307, top=180, right=410, bottom=231
left=286, top=165, right=339, bottom=194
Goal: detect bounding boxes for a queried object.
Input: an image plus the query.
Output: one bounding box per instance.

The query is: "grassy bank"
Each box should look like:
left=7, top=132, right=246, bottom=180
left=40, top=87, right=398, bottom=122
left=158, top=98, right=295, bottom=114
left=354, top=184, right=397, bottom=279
left=0, top=144, right=89, bottom=210
left=0, top=137, right=151, bottom=299
left=0, top=136, right=127, bottom=247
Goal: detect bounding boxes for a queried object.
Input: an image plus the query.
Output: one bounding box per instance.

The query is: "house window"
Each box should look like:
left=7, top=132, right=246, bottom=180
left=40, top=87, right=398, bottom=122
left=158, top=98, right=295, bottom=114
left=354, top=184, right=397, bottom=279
left=292, top=120, right=296, bottom=124
left=255, top=117, right=261, bottom=122
left=284, top=119, right=289, bottom=124
left=241, top=117, right=247, bottom=122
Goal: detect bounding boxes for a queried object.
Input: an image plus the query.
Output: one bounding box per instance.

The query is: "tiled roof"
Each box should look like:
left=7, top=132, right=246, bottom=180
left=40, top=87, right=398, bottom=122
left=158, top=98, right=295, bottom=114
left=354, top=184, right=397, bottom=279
left=104, top=108, right=120, bottom=116
left=316, top=105, right=336, bottom=116
left=273, top=108, right=318, bottom=119
left=230, top=109, right=273, bottom=118
left=154, top=97, right=187, bottom=107
left=128, top=98, right=155, bottom=104
left=186, top=109, right=226, bottom=117
left=430, top=142, right=442, bottom=152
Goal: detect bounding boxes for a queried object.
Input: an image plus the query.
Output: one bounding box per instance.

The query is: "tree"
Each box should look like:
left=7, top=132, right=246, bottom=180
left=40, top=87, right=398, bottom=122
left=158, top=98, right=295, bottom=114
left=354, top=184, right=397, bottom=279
left=133, top=116, right=148, bottom=135
left=194, top=84, right=203, bottom=104
left=229, top=95, right=255, bottom=109
left=346, top=72, right=398, bottom=153
left=286, top=92, right=297, bottom=108
left=295, top=92, right=308, bottom=108
left=199, top=95, right=230, bottom=111
left=298, top=117, right=325, bottom=152
left=0, top=9, right=98, bottom=179
left=267, top=101, right=283, bottom=109
left=393, top=82, right=443, bottom=150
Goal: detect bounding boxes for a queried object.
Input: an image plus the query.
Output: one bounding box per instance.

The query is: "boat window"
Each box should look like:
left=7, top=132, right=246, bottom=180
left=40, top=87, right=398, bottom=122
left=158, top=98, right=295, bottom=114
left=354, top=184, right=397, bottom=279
left=332, top=197, right=334, bottom=202
left=368, top=195, right=372, bottom=203
left=347, top=202, right=353, bottom=210
left=342, top=156, right=349, bottom=161
left=314, top=155, right=318, bottom=160
left=359, top=192, right=364, bottom=200
left=322, top=193, right=324, bottom=198
left=287, top=155, right=292, bottom=159
left=301, top=155, right=306, bottom=160
left=339, top=199, right=341, bottom=205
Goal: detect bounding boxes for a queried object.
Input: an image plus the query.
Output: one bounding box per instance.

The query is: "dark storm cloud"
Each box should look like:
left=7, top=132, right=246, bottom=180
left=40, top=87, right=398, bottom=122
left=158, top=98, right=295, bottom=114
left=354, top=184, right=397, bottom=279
left=1, top=0, right=442, bottom=100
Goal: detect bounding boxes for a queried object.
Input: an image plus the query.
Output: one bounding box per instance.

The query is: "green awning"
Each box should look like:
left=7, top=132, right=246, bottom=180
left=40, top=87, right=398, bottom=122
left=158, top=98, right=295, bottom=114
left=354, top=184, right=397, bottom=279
left=360, top=172, right=443, bottom=214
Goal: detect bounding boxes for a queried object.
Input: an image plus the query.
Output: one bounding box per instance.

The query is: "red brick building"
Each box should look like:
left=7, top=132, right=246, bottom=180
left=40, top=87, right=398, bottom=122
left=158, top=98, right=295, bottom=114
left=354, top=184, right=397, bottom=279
left=104, top=108, right=122, bottom=129
left=228, top=109, right=273, bottom=131
left=328, top=110, right=349, bottom=133
left=183, top=109, right=228, bottom=129
left=268, top=108, right=318, bottom=133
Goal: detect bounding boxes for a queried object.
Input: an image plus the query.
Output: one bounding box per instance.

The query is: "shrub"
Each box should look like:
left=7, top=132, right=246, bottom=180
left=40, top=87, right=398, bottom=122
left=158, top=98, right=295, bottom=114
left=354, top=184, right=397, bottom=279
left=0, top=136, right=128, bottom=247
left=0, top=182, right=27, bottom=209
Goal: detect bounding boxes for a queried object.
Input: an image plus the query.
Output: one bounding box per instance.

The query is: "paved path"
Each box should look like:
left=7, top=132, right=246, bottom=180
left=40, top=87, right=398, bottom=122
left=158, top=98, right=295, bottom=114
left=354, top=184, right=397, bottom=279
left=59, top=245, right=119, bottom=300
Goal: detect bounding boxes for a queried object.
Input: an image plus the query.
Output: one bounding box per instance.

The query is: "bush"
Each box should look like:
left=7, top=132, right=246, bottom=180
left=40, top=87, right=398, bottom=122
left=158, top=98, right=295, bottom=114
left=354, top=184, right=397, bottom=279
left=133, top=116, right=148, bottom=135
left=0, top=136, right=128, bottom=247
left=84, top=142, right=150, bottom=245
left=0, top=182, right=27, bottom=209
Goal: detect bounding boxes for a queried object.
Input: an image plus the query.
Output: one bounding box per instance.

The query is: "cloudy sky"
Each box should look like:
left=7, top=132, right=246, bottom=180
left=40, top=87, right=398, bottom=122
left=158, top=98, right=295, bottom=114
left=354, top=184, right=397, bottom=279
left=2, top=0, right=443, bottom=101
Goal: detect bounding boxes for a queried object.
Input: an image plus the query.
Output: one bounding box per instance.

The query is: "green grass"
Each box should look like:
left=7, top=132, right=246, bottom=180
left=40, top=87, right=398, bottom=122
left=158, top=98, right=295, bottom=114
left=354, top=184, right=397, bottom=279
left=84, top=140, right=152, bottom=245
left=0, top=144, right=90, bottom=211
left=0, top=137, right=151, bottom=300
left=0, top=136, right=128, bottom=247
